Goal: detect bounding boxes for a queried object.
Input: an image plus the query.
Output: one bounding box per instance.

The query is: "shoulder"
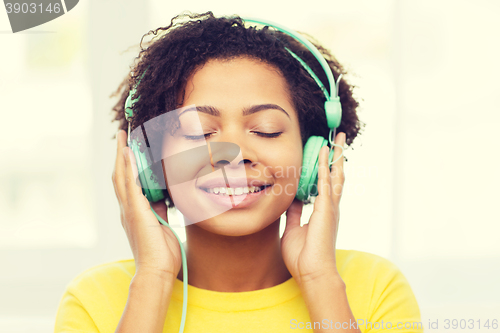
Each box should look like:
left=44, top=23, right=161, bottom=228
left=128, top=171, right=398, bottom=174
left=65, top=258, right=136, bottom=298
left=56, top=259, right=136, bottom=332
left=336, top=249, right=422, bottom=329
left=335, top=249, right=411, bottom=296
left=336, top=249, right=400, bottom=275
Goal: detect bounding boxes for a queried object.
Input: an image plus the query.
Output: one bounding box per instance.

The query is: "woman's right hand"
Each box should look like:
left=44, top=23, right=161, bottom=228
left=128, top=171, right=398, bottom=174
left=112, top=129, right=182, bottom=280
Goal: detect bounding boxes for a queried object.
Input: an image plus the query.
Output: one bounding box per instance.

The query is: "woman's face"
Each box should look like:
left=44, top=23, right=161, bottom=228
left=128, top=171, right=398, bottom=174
left=162, top=56, right=303, bottom=236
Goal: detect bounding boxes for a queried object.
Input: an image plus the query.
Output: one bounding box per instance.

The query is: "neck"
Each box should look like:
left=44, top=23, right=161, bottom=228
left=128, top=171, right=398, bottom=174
left=176, top=217, right=292, bottom=292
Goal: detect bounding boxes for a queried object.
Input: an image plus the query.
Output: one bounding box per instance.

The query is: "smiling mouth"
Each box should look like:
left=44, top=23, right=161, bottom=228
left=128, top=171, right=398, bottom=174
left=199, top=185, right=271, bottom=196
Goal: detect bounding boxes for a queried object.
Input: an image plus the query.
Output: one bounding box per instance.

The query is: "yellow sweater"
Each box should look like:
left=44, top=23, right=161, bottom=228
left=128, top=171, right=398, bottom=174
left=54, top=250, right=423, bottom=332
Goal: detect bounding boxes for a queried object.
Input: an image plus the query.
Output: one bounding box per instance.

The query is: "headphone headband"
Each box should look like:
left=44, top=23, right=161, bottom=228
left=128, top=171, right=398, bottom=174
left=242, top=17, right=340, bottom=101
left=242, top=17, right=342, bottom=129
left=125, top=16, right=343, bottom=129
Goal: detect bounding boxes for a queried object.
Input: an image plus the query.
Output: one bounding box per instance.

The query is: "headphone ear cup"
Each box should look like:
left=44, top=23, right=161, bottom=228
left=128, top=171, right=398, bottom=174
left=296, top=136, right=328, bottom=201
left=308, top=146, right=335, bottom=198
left=324, top=99, right=342, bottom=129
left=129, top=139, right=166, bottom=203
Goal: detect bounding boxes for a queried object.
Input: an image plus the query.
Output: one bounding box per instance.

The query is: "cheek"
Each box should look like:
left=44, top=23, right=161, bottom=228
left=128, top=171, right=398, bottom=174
left=264, top=144, right=303, bottom=187
left=162, top=143, right=206, bottom=186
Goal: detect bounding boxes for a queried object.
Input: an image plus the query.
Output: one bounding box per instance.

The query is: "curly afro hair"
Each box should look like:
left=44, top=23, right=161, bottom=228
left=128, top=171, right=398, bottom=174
left=111, top=11, right=364, bottom=208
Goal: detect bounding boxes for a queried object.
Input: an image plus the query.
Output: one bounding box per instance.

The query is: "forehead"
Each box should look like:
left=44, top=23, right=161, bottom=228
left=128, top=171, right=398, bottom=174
left=179, top=57, right=296, bottom=119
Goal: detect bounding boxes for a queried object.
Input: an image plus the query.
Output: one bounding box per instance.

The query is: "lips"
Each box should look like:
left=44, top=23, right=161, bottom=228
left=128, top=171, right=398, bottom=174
left=197, top=183, right=272, bottom=208
left=201, top=185, right=271, bottom=195
left=197, top=177, right=272, bottom=189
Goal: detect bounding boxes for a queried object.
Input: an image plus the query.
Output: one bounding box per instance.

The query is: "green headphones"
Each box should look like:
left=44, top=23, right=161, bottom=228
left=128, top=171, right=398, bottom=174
left=124, top=17, right=344, bottom=203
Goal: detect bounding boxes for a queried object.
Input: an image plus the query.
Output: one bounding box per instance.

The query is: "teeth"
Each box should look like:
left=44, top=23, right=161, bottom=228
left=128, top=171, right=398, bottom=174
left=204, top=186, right=268, bottom=196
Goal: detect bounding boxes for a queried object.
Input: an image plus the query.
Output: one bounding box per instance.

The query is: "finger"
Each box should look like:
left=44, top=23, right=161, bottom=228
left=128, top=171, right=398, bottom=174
left=330, top=132, right=346, bottom=204
left=285, top=199, right=303, bottom=230
left=112, top=130, right=127, bottom=206
left=151, top=200, right=169, bottom=223
left=317, top=145, right=333, bottom=198
left=123, top=145, right=150, bottom=211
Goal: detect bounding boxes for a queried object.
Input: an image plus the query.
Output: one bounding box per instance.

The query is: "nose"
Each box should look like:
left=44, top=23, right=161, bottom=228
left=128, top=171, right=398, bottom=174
left=208, top=132, right=257, bottom=170
left=208, top=142, right=249, bottom=170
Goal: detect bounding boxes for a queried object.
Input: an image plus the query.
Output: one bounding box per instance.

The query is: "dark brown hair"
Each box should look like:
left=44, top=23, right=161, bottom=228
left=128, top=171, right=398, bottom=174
left=111, top=11, right=364, bottom=208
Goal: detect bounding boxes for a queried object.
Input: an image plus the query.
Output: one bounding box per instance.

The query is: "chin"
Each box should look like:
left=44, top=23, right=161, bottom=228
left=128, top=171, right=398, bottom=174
left=191, top=212, right=277, bottom=237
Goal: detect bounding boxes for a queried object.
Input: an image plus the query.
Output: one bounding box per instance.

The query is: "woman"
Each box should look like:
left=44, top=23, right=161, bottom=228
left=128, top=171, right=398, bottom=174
left=54, top=12, right=423, bottom=333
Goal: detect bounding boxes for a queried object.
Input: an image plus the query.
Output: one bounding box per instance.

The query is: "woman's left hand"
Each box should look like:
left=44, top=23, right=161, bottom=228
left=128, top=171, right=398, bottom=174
left=281, top=132, right=346, bottom=287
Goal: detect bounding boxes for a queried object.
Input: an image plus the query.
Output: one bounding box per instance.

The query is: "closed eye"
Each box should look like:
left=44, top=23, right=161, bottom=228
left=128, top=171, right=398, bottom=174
left=183, top=133, right=213, bottom=140
left=253, top=131, right=283, bottom=138
left=183, top=132, right=283, bottom=141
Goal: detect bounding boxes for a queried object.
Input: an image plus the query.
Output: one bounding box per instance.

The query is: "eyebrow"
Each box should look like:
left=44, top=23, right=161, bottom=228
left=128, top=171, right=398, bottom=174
left=179, top=104, right=290, bottom=119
